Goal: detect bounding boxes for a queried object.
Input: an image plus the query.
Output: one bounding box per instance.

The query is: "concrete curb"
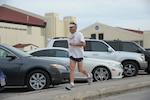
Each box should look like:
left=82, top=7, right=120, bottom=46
left=52, top=80, right=150, bottom=100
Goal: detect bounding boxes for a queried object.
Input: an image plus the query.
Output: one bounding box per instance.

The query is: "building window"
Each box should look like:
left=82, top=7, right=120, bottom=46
left=91, top=34, right=96, bottom=39
left=99, top=33, right=103, bottom=40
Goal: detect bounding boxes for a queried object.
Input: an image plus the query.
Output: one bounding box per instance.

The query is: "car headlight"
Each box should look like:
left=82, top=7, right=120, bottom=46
left=109, top=63, right=123, bottom=69
left=50, top=64, right=67, bottom=70
left=140, top=54, right=145, bottom=61
left=117, top=64, right=123, bottom=69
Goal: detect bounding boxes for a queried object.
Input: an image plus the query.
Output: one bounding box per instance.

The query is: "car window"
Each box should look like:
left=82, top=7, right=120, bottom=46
left=31, top=50, right=55, bottom=57
left=53, top=40, right=68, bottom=48
left=0, top=48, right=7, bottom=57
left=106, top=42, right=120, bottom=51
left=84, top=41, right=92, bottom=51
left=0, top=48, right=10, bottom=57
left=85, top=41, right=108, bottom=51
left=31, top=49, right=69, bottom=58
left=122, top=42, right=139, bottom=52
left=55, top=50, right=68, bottom=57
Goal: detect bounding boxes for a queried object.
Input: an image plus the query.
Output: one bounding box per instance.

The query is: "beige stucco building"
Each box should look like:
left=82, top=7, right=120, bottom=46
left=80, top=22, right=143, bottom=45
left=0, top=22, right=46, bottom=48
left=44, top=13, right=76, bottom=39
left=143, top=30, right=150, bottom=48
left=0, top=4, right=150, bottom=51
left=0, top=4, right=75, bottom=50
left=80, top=22, right=150, bottom=47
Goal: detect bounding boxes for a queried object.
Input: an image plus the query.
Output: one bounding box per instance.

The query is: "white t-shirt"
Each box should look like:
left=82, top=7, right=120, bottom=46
left=68, top=31, right=85, bottom=58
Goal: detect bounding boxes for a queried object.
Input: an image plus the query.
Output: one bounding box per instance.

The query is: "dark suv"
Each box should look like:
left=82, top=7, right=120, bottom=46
left=104, top=40, right=150, bottom=74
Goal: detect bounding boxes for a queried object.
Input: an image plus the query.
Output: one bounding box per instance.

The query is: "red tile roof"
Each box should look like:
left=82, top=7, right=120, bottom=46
left=119, top=27, right=143, bottom=34
left=0, top=5, right=45, bottom=27
left=13, top=43, right=39, bottom=48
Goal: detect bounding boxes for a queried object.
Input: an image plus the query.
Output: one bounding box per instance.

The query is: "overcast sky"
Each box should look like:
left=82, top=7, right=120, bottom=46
left=0, top=0, right=150, bottom=30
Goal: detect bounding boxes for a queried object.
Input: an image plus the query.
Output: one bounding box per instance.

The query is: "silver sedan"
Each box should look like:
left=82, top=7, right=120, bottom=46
left=28, top=47, right=123, bottom=81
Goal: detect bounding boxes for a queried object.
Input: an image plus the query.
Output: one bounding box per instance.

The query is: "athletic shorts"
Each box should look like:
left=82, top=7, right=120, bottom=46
left=69, top=56, right=83, bottom=62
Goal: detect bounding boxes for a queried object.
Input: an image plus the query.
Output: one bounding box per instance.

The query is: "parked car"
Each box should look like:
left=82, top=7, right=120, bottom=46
left=0, top=69, right=6, bottom=91
left=47, top=38, right=147, bottom=77
left=27, top=47, right=123, bottom=81
left=104, top=40, right=150, bottom=74
left=145, top=48, right=150, bottom=52
left=0, top=43, right=69, bottom=90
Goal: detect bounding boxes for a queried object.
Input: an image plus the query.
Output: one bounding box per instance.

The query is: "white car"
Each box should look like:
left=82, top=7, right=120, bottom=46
left=27, top=47, right=123, bottom=81
left=47, top=38, right=148, bottom=77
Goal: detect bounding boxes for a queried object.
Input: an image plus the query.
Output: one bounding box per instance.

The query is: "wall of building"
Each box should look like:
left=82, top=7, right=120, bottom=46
left=16, top=45, right=38, bottom=52
left=80, top=22, right=143, bottom=43
left=44, top=13, right=76, bottom=40
left=23, top=45, right=38, bottom=52
left=0, top=22, right=45, bottom=48
left=143, top=31, right=150, bottom=48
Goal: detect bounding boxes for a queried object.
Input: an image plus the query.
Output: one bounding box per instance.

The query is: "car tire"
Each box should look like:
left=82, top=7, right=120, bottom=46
left=122, top=61, right=138, bottom=77
left=92, top=67, right=111, bottom=82
left=26, top=69, right=51, bottom=90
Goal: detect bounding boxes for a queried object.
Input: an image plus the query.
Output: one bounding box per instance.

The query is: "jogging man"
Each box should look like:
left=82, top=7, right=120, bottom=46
left=66, top=22, right=92, bottom=90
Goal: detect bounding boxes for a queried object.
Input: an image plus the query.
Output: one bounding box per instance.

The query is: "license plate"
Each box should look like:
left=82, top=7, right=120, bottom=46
left=0, top=78, right=6, bottom=86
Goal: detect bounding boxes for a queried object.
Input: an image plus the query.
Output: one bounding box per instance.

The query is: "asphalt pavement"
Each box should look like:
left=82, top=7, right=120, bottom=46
left=1, top=74, right=150, bottom=100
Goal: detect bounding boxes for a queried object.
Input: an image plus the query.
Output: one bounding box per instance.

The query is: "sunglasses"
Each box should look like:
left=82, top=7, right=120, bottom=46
left=69, top=27, right=74, bottom=28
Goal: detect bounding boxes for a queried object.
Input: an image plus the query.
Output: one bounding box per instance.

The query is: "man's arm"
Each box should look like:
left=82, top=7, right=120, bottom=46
left=70, top=41, right=86, bottom=47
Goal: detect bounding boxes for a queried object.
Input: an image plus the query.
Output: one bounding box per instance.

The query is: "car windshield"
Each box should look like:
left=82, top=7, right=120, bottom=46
left=2, top=44, right=32, bottom=57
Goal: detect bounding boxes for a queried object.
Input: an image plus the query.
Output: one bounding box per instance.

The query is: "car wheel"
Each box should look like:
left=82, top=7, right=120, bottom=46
left=92, top=67, right=111, bottom=81
left=26, top=70, right=51, bottom=90
left=122, top=61, right=138, bottom=77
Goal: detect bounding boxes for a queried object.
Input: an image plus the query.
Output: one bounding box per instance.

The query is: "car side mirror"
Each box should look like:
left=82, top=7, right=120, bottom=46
left=137, top=48, right=142, bottom=53
left=108, top=47, right=113, bottom=52
left=6, top=53, right=17, bottom=61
